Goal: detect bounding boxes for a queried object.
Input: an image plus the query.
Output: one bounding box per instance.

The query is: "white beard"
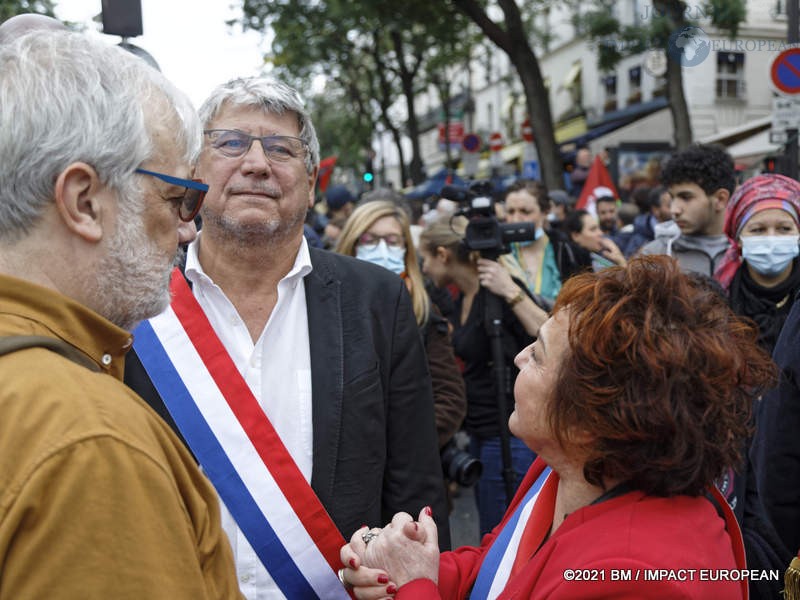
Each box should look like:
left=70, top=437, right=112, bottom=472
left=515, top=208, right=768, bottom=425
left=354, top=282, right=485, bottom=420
left=93, top=198, right=176, bottom=331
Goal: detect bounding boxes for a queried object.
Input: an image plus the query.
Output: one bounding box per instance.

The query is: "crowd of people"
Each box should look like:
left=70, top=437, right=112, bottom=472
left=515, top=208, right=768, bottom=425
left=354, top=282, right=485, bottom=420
left=2, top=11, right=800, bottom=600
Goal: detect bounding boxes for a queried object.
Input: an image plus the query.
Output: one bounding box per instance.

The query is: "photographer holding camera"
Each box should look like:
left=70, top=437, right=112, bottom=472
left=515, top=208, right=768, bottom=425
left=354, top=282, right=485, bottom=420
left=418, top=183, right=549, bottom=535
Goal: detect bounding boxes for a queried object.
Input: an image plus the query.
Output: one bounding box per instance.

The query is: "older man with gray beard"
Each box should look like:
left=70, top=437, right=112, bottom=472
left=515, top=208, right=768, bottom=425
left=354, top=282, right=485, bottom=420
left=126, top=76, right=449, bottom=600
left=0, top=30, right=241, bottom=599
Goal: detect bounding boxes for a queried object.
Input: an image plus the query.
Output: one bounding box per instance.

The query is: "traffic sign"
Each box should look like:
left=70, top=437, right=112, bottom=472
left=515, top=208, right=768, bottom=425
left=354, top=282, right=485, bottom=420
left=521, top=118, right=534, bottom=143
left=462, top=133, right=481, bottom=153
left=771, top=47, right=800, bottom=95
left=770, top=130, right=789, bottom=145
left=489, top=132, right=503, bottom=152
left=773, top=97, right=800, bottom=130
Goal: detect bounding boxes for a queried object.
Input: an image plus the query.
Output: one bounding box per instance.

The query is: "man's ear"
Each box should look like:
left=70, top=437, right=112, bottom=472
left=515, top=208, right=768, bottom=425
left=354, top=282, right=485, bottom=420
left=53, top=162, right=108, bottom=243
left=307, top=165, right=319, bottom=210
left=711, top=188, right=731, bottom=212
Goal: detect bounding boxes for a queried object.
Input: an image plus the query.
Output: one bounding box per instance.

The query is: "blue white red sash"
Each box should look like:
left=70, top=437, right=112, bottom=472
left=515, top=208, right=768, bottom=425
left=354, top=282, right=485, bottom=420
left=133, top=268, right=348, bottom=599
left=470, top=467, right=553, bottom=600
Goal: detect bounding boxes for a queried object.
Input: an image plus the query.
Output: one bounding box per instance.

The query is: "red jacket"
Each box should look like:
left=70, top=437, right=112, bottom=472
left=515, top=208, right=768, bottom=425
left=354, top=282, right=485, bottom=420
left=399, top=459, right=746, bottom=599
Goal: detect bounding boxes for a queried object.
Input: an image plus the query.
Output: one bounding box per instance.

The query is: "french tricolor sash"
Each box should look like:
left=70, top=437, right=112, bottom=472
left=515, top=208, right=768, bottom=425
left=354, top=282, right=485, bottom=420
left=469, top=466, right=553, bottom=600
left=133, top=268, right=348, bottom=599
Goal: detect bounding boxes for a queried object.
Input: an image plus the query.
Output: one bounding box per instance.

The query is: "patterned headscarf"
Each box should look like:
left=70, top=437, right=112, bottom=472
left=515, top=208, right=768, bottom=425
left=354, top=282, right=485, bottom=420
left=715, top=174, right=800, bottom=289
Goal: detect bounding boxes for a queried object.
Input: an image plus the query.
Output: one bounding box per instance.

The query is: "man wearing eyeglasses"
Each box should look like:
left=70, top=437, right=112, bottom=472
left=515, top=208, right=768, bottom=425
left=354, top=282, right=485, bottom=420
left=0, top=31, right=241, bottom=598
left=125, top=76, right=449, bottom=599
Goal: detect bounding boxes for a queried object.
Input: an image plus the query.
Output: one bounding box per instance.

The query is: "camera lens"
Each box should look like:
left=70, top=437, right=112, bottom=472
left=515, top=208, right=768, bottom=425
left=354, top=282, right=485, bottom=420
left=441, top=440, right=483, bottom=487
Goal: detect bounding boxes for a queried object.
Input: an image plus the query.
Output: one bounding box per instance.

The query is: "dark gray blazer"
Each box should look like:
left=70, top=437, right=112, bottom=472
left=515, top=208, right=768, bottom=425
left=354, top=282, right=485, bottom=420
left=124, top=247, right=450, bottom=549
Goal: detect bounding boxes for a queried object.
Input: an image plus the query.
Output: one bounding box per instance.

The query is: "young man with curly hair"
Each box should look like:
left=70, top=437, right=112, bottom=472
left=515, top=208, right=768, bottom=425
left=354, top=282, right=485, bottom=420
left=640, top=143, right=735, bottom=277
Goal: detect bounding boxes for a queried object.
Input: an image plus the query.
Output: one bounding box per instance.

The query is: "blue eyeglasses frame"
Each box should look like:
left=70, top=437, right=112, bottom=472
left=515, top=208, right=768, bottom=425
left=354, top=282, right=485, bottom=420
left=135, top=168, right=209, bottom=222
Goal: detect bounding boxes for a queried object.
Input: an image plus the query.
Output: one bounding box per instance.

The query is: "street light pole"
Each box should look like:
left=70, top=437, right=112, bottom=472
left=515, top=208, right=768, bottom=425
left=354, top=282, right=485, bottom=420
left=788, top=0, right=799, bottom=180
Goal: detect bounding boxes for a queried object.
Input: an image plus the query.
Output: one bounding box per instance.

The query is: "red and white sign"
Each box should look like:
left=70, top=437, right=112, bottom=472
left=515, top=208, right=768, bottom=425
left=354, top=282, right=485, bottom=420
left=489, top=132, right=504, bottom=152
left=438, top=121, right=464, bottom=145
left=521, top=118, right=534, bottom=142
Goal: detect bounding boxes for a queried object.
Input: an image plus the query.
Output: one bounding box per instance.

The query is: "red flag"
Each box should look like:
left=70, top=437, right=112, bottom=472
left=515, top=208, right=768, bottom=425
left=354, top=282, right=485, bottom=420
left=575, top=155, right=619, bottom=214
left=316, top=156, right=337, bottom=193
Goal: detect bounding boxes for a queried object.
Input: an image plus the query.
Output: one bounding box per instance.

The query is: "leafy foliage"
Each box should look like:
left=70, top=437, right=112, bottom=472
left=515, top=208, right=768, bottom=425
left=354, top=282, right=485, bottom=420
left=236, top=0, right=476, bottom=181
left=0, top=0, right=55, bottom=22
left=705, top=0, right=746, bottom=38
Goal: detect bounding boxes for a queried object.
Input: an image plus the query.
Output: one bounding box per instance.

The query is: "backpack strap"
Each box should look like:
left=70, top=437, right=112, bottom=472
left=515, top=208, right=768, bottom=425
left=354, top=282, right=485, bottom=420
left=708, top=484, right=749, bottom=600
left=0, top=335, right=101, bottom=373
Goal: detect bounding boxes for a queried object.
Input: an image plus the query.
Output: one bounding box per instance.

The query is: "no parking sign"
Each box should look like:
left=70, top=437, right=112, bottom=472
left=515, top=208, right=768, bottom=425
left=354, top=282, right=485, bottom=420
left=771, top=47, right=800, bottom=96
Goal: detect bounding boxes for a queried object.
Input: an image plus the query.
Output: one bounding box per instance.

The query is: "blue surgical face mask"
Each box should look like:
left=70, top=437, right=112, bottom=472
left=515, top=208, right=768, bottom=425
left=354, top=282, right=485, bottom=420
left=741, top=235, right=800, bottom=276
left=355, top=239, right=406, bottom=275
left=517, top=227, right=544, bottom=247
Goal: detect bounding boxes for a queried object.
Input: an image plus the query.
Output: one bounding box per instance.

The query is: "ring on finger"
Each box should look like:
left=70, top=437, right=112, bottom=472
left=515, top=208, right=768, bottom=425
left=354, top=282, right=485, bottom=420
left=338, top=568, right=352, bottom=590
left=361, top=530, right=380, bottom=545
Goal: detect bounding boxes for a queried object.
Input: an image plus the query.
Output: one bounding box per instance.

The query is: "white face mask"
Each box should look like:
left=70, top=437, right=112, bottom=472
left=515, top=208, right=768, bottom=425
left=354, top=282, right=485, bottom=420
left=654, top=220, right=681, bottom=239
left=355, top=239, right=406, bottom=275
left=741, top=235, right=800, bottom=276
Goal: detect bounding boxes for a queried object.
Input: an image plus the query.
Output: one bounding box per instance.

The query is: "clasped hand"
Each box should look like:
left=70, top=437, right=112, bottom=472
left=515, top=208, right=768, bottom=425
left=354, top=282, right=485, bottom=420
left=339, top=508, right=440, bottom=599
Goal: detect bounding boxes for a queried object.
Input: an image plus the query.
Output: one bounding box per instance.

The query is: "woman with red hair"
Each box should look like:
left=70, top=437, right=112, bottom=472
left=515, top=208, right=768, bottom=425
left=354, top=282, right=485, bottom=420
left=339, top=255, right=774, bottom=599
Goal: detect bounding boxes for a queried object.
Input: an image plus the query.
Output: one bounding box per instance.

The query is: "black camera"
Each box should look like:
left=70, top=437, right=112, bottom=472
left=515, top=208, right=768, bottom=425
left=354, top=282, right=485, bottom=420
left=441, top=180, right=536, bottom=259
left=440, top=438, right=482, bottom=487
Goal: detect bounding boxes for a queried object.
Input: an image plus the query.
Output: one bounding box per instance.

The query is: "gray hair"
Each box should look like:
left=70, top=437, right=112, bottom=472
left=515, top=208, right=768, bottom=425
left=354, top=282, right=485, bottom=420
left=0, top=30, right=201, bottom=241
left=198, top=76, right=320, bottom=174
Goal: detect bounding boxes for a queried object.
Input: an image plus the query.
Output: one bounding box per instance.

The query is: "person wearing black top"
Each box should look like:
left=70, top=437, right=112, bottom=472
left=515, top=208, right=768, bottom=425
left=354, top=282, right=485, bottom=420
left=418, top=218, right=547, bottom=536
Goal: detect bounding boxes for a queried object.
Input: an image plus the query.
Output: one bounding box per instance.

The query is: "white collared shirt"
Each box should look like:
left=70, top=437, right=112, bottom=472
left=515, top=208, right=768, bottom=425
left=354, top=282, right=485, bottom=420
left=185, top=234, right=313, bottom=599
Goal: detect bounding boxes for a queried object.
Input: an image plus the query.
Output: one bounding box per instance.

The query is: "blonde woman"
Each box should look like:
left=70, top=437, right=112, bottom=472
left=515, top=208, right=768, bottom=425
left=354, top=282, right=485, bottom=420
left=336, top=199, right=466, bottom=450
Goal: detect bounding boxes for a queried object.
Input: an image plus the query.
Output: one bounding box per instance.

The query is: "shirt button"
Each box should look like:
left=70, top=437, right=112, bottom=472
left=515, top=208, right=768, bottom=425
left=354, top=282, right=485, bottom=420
left=101, top=354, right=112, bottom=366
left=240, top=574, right=251, bottom=584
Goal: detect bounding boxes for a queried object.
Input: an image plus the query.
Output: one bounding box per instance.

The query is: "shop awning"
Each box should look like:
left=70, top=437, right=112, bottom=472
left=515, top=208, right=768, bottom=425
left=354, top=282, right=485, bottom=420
left=561, top=61, right=582, bottom=90
left=725, top=129, right=782, bottom=167
left=554, top=115, right=588, bottom=143
left=559, top=97, right=670, bottom=157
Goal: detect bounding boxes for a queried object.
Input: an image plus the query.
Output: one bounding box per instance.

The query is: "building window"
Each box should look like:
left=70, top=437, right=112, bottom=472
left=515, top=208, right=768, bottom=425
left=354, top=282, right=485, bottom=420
left=628, top=66, right=642, bottom=104
left=716, top=52, right=745, bottom=100
left=603, top=74, right=617, bottom=112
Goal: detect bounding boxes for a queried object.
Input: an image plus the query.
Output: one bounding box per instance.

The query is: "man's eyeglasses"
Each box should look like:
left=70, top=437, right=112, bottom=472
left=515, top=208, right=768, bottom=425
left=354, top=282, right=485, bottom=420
left=204, top=129, right=308, bottom=162
left=357, top=233, right=405, bottom=248
left=134, top=168, right=208, bottom=222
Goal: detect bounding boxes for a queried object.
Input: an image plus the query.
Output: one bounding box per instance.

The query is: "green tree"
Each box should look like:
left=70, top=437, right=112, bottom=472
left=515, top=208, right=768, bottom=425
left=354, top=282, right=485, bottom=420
left=0, top=0, right=55, bottom=21
left=238, top=0, right=476, bottom=186
left=578, top=0, right=746, bottom=149
left=451, top=0, right=563, bottom=191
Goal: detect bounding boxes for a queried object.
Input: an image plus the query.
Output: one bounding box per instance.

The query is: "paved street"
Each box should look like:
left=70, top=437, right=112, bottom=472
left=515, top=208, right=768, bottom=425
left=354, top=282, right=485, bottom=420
left=448, top=484, right=481, bottom=549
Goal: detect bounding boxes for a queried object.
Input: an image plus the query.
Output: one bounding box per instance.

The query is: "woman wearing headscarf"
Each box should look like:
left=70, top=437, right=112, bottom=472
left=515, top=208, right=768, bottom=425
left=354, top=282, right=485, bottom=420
left=715, top=173, right=800, bottom=354
left=716, top=174, right=800, bottom=599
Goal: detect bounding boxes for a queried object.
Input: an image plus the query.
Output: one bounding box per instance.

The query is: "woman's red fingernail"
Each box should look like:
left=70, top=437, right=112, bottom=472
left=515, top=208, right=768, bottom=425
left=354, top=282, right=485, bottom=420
left=387, top=584, right=397, bottom=594
left=349, top=558, right=357, bottom=569
left=424, top=506, right=432, bottom=516
left=378, top=574, right=389, bottom=584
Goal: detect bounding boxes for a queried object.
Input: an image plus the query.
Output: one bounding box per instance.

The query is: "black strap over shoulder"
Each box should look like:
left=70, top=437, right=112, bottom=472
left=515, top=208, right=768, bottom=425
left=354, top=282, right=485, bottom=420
left=0, top=335, right=101, bottom=372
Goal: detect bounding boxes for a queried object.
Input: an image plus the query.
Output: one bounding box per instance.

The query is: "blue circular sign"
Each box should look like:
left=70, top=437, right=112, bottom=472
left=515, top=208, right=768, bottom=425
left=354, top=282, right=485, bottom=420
left=462, top=133, right=481, bottom=153
left=772, top=48, right=800, bottom=95
left=667, top=26, right=710, bottom=67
